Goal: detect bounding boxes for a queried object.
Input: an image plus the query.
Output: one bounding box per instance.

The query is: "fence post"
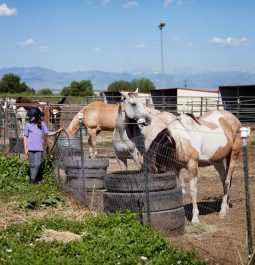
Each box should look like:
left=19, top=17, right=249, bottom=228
left=2, top=102, right=7, bottom=153
left=12, top=105, right=20, bottom=156
left=240, top=127, right=254, bottom=261
left=77, top=112, right=85, bottom=187
left=44, top=105, right=50, bottom=127
left=200, top=97, right=203, bottom=117
left=52, top=108, right=60, bottom=179
left=237, top=97, right=240, bottom=119
left=138, top=118, right=151, bottom=226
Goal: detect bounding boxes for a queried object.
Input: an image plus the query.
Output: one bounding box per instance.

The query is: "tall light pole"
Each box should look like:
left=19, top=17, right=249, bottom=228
left=158, top=21, right=166, bottom=89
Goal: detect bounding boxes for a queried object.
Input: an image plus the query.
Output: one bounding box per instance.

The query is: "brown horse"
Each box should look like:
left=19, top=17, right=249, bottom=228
left=15, top=96, right=67, bottom=128
left=66, top=101, right=119, bottom=157
left=146, top=109, right=242, bottom=223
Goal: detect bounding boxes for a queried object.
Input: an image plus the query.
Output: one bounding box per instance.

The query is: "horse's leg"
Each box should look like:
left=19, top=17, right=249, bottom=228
left=188, top=159, right=199, bottom=223
left=132, top=148, right=143, bottom=170
left=93, top=131, right=101, bottom=157
left=87, top=129, right=95, bottom=158
left=87, top=129, right=98, bottom=158
left=219, top=138, right=241, bottom=218
left=214, top=161, right=228, bottom=217
left=178, top=171, right=186, bottom=194
left=116, top=154, right=128, bottom=171
left=87, top=135, right=93, bottom=158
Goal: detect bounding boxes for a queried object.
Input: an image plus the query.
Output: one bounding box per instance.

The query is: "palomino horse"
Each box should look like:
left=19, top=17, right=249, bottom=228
left=146, top=110, right=242, bottom=223
left=66, top=101, right=119, bottom=157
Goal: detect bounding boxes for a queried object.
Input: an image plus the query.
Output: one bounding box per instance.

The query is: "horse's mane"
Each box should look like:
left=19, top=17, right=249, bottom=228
left=66, top=113, right=80, bottom=137
left=57, top=96, right=67, bottom=104
left=146, top=128, right=176, bottom=173
left=184, top=113, right=201, bottom=125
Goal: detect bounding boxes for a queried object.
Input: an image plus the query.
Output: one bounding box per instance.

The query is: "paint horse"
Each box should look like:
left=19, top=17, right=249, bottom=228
left=146, top=110, right=242, bottom=223
left=66, top=101, right=119, bottom=157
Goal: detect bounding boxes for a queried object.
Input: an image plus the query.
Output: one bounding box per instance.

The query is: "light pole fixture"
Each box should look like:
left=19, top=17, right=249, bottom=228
left=158, top=21, right=166, bottom=89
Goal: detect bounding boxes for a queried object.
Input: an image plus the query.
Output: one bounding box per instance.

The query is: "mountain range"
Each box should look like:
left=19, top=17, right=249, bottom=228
left=0, top=66, right=255, bottom=92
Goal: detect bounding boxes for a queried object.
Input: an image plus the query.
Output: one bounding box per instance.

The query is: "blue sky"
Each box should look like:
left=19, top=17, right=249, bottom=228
left=0, top=0, right=254, bottom=73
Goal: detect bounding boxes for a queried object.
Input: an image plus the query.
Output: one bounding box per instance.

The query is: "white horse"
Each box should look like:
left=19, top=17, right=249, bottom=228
left=146, top=110, right=242, bottom=223
left=113, top=91, right=178, bottom=171
left=16, top=106, right=27, bottom=137
left=113, top=91, right=152, bottom=170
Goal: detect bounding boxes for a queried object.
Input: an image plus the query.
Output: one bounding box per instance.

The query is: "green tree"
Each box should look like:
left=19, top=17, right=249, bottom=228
left=0, top=73, right=33, bottom=94
left=77, top=80, right=93, bottom=96
left=37, top=88, right=54, bottom=96
left=61, top=86, right=72, bottom=96
left=107, top=80, right=131, bottom=91
left=60, top=80, right=93, bottom=96
left=130, top=78, right=155, bottom=92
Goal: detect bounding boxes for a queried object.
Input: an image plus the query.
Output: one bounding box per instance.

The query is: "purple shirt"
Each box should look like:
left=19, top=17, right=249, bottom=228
left=24, top=121, right=49, bottom=151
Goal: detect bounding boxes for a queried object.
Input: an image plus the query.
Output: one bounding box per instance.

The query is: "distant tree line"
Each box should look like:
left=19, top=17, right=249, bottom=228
left=107, top=78, right=155, bottom=92
left=0, top=73, right=155, bottom=96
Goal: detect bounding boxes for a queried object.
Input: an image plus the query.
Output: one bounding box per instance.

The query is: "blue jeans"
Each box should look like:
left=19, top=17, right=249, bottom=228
left=28, top=151, right=43, bottom=181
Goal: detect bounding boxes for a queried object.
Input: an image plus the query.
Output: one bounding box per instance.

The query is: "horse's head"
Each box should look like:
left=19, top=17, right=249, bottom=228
left=120, top=91, right=151, bottom=126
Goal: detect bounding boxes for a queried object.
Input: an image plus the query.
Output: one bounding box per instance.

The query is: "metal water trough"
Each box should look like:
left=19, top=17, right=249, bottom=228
left=64, top=156, right=109, bottom=191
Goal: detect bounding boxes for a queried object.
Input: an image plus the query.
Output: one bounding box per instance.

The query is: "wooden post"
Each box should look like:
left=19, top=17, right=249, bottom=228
left=44, top=105, right=50, bottom=127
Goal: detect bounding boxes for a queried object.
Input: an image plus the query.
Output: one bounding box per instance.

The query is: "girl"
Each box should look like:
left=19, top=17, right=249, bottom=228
left=23, top=107, right=62, bottom=184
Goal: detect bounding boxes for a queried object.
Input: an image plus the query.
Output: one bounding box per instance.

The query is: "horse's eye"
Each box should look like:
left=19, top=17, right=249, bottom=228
left=131, top=102, right=136, bottom=107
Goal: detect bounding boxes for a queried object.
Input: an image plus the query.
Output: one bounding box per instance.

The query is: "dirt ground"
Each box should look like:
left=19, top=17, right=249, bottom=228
left=168, top=148, right=255, bottom=265
left=1, top=134, right=255, bottom=265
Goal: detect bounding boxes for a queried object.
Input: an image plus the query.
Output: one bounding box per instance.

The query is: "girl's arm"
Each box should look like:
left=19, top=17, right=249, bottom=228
left=47, top=128, right=63, bottom=136
left=24, top=136, right=28, bottom=155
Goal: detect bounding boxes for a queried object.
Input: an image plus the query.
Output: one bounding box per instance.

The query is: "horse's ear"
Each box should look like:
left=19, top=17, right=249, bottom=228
left=120, top=91, right=129, bottom=100
left=134, top=88, right=139, bottom=93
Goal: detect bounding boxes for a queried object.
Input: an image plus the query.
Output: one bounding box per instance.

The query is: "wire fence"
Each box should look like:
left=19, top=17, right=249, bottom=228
left=0, top=96, right=254, bottom=264
left=53, top=130, right=254, bottom=265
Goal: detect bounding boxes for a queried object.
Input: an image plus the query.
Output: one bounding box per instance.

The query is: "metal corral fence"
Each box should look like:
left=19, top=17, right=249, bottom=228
left=0, top=95, right=254, bottom=265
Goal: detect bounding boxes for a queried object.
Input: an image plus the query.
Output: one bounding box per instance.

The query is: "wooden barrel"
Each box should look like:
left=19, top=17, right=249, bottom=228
left=56, top=137, right=82, bottom=167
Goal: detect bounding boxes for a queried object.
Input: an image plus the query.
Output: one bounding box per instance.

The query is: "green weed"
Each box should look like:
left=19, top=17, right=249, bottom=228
left=0, top=153, right=64, bottom=210
left=0, top=213, right=206, bottom=265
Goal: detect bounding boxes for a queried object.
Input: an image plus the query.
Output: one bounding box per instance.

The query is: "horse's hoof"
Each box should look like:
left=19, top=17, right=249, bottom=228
left=219, top=212, right=226, bottom=219
left=191, top=217, right=200, bottom=223
left=219, top=204, right=229, bottom=218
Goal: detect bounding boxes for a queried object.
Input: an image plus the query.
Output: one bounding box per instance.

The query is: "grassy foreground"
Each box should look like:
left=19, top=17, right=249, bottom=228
left=0, top=153, right=206, bottom=265
left=0, top=213, right=205, bottom=265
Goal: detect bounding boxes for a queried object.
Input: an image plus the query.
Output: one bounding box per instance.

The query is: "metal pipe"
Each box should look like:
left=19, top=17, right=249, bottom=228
left=78, top=112, right=85, bottom=190
left=240, top=127, right=253, bottom=260
left=138, top=118, right=151, bottom=226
